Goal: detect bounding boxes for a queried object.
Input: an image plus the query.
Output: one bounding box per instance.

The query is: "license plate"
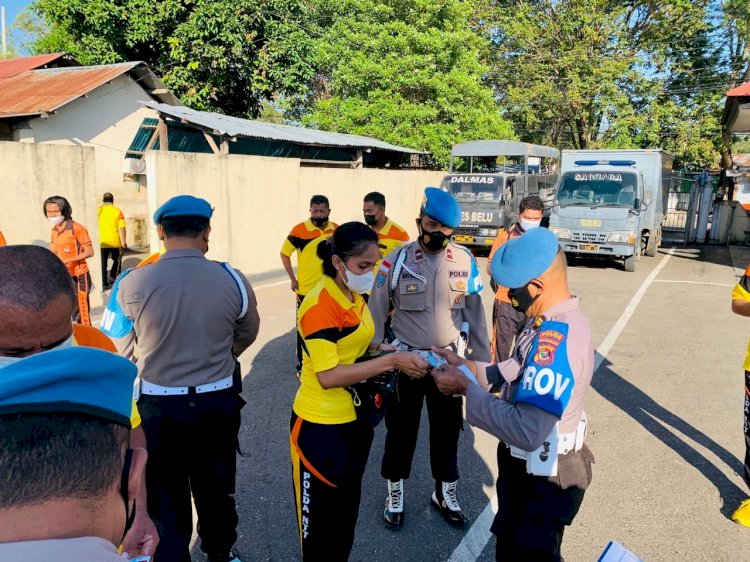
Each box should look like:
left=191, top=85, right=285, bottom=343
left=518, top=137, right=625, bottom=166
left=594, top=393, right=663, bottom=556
left=580, top=219, right=602, bottom=227
left=454, top=235, right=474, bottom=243
left=580, top=244, right=599, bottom=251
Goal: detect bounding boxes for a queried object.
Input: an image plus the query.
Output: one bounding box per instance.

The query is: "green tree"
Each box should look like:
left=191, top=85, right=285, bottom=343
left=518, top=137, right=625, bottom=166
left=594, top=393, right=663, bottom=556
left=488, top=0, right=744, bottom=168
left=298, top=0, right=515, bottom=167
left=28, top=0, right=316, bottom=118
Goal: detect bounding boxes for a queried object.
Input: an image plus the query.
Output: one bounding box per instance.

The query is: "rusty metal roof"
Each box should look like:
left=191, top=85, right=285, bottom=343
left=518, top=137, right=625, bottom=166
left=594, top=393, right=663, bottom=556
left=728, top=82, right=750, bottom=97
left=0, top=53, right=67, bottom=78
left=0, top=60, right=180, bottom=119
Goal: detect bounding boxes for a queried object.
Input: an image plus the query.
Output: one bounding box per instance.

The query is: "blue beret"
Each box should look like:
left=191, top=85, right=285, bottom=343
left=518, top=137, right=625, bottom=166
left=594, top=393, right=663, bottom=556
left=490, top=227, right=560, bottom=288
left=0, top=348, right=137, bottom=427
left=422, top=187, right=462, bottom=228
left=154, top=195, right=213, bottom=224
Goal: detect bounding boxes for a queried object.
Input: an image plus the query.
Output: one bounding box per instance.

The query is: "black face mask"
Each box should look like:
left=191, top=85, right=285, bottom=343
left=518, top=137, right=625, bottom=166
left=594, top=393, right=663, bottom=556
left=508, top=281, right=542, bottom=313
left=420, top=229, right=449, bottom=252
left=311, top=216, right=329, bottom=228
left=364, top=214, right=378, bottom=226
left=119, top=449, right=137, bottom=544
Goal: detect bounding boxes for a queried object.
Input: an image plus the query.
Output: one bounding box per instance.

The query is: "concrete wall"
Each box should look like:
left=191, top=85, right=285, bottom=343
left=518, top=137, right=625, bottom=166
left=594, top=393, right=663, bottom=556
left=14, top=74, right=155, bottom=246
left=146, top=151, right=445, bottom=277
left=0, top=141, right=104, bottom=305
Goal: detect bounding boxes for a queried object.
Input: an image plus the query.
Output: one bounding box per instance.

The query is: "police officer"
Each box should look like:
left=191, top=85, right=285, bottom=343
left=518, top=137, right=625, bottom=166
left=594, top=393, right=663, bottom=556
left=432, top=227, right=595, bottom=561
left=0, top=348, right=146, bottom=562
left=369, top=187, right=490, bottom=529
left=104, top=195, right=261, bottom=562
left=0, top=244, right=157, bottom=558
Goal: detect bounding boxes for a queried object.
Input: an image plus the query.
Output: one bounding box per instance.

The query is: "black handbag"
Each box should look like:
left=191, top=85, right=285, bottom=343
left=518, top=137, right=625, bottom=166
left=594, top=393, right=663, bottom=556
left=347, top=352, right=398, bottom=427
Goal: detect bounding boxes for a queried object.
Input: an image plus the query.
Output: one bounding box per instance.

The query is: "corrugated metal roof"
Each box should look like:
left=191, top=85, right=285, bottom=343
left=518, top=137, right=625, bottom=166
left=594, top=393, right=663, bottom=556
left=0, top=53, right=66, bottom=78
left=142, top=101, right=426, bottom=154
left=727, top=82, right=750, bottom=97
left=733, top=153, right=750, bottom=168
left=452, top=140, right=560, bottom=159
left=0, top=60, right=180, bottom=119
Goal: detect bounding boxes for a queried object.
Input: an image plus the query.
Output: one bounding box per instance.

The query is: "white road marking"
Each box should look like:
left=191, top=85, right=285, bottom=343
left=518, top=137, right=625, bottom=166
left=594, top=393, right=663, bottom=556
left=448, top=247, right=676, bottom=561
left=593, top=246, right=675, bottom=371
left=447, top=495, right=498, bottom=561
left=654, top=279, right=733, bottom=288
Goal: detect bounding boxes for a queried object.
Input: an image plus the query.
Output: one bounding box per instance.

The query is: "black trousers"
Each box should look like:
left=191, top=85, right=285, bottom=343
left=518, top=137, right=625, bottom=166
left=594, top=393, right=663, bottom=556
left=492, top=445, right=586, bottom=562
left=290, top=413, right=374, bottom=561
left=138, top=388, right=245, bottom=562
left=381, top=372, right=463, bottom=483
left=492, top=300, right=527, bottom=364
left=100, top=247, right=123, bottom=287
left=71, top=272, right=91, bottom=326
left=743, top=370, right=750, bottom=488
left=295, top=294, right=305, bottom=374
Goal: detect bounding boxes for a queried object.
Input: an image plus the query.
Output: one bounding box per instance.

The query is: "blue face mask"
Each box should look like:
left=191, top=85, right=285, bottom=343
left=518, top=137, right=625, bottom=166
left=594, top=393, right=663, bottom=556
left=0, top=334, right=74, bottom=368
left=520, top=219, right=542, bottom=231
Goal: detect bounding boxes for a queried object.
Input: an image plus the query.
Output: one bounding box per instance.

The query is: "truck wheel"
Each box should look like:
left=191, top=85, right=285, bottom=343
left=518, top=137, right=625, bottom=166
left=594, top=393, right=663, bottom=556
left=645, top=228, right=659, bottom=257
left=624, top=254, right=637, bottom=272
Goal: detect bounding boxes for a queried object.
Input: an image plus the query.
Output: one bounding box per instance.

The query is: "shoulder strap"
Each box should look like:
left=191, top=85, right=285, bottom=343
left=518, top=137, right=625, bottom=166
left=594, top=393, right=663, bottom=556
left=389, top=245, right=409, bottom=293
left=221, top=263, right=249, bottom=321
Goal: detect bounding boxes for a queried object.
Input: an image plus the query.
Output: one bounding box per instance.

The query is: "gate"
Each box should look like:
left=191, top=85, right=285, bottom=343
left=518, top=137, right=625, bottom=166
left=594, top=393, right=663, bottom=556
left=663, top=174, right=701, bottom=244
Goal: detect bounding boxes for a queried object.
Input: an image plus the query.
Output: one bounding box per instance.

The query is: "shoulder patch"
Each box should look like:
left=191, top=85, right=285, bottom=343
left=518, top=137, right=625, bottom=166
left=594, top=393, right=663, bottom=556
left=514, top=320, right=574, bottom=418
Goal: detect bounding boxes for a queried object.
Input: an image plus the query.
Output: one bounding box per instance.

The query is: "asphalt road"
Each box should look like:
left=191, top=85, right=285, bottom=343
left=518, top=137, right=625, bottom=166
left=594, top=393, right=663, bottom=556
left=177, top=244, right=750, bottom=562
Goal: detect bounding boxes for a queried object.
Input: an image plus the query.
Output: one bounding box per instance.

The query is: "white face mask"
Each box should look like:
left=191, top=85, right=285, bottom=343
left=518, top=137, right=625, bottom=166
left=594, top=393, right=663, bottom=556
left=520, top=219, right=542, bottom=231
left=0, top=333, right=74, bottom=368
left=340, top=264, right=374, bottom=295
left=48, top=215, right=65, bottom=225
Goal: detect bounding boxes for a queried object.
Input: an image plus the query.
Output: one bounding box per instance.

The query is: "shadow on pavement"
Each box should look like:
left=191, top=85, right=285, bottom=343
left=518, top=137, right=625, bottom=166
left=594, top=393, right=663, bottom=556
left=592, top=354, right=745, bottom=520
left=189, top=326, right=496, bottom=561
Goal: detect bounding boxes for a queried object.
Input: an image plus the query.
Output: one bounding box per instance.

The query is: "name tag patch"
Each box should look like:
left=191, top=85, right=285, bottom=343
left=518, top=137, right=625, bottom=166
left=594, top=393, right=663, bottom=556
left=514, top=320, right=574, bottom=418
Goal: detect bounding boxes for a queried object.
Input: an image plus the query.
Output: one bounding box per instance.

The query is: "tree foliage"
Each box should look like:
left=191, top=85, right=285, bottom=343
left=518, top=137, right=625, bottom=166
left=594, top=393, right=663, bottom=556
left=22, top=0, right=750, bottom=169
left=28, top=0, right=315, bottom=118
left=488, top=0, right=749, bottom=168
left=298, top=0, right=515, bottom=166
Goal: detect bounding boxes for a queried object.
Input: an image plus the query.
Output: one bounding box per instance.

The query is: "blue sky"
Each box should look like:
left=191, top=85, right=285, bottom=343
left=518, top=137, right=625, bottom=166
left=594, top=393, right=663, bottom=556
left=2, top=0, right=31, bottom=24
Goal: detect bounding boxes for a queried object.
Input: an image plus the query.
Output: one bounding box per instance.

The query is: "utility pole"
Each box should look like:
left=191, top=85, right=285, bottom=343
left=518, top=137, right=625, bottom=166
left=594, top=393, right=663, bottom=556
left=1, top=6, right=6, bottom=58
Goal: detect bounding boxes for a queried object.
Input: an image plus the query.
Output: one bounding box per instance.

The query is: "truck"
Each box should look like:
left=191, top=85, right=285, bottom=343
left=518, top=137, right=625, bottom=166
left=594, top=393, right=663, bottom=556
left=440, top=140, right=560, bottom=250
left=548, top=149, right=673, bottom=272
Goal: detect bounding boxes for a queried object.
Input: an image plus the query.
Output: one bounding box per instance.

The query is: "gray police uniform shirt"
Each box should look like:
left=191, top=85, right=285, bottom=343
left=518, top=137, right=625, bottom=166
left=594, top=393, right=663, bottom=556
left=0, top=537, right=126, bottom=561
left=466, top=297, right=594, bottom=450
left=369, top=241, right=491, bottom=361
left=113, top=248, right=260, bottom=387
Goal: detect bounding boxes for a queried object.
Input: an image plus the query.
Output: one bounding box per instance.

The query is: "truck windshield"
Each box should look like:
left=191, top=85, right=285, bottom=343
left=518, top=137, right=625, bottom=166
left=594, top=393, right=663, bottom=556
left=440, top=176, right=503, bottom=201
left=556, top=171, right=638, bottom=207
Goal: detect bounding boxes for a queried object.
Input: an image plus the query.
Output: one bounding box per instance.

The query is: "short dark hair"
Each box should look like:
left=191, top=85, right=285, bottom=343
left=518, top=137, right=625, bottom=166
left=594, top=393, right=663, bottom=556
left=317, top=222, right=378, bottom=278
left=160, top=215, right=210, bottom=239
left=364, top=192, right=386, bottom=208
left=310, top=195, right=330, bottom=208
left=0, top=412, right=129, bottom=508
left=519, top=195, right=544, bottom=214
left=0, top=245, right=75, bottom=309
left=42, top=196, right=72, bottom=220
left=103, top=192, right=114, bottom=203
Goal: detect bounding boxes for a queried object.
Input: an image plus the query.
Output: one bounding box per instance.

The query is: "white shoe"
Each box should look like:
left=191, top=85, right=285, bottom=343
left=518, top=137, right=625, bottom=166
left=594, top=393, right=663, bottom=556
left=384, top=479, right=404, bottom=528
left=431, top=480, right=469, bottom=527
